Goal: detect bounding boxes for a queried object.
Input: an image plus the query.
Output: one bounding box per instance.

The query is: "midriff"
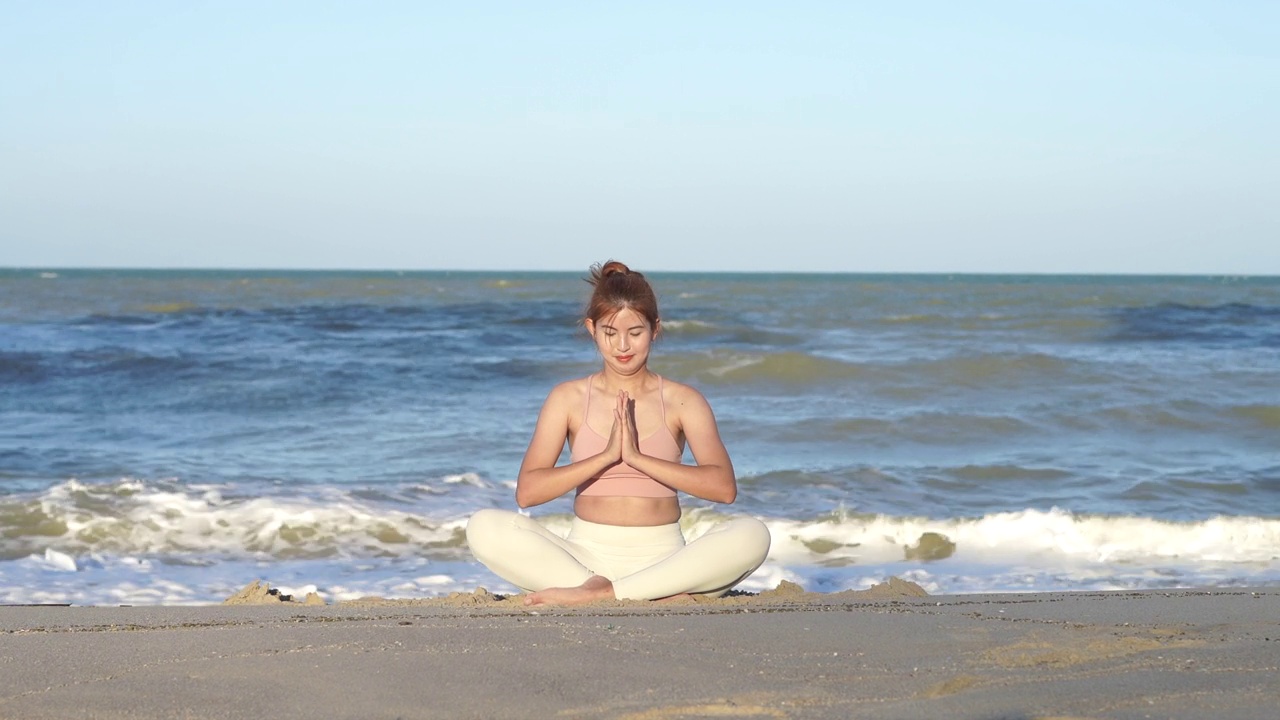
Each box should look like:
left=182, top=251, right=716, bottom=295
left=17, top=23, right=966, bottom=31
left=574, top=495, right=681, bottom=526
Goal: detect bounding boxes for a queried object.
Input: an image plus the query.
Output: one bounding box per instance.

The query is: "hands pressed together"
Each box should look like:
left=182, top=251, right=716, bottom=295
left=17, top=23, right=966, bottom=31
left=603, top=391, right=642, bottom=466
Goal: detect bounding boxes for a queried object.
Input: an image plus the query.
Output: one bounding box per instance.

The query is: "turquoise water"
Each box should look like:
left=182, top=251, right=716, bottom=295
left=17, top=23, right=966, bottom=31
left=1, top=269, right=1278, bottom=604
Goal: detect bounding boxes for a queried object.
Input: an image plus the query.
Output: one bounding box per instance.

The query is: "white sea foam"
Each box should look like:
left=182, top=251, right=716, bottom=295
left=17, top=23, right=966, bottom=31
left=4, top=481, right=1279, bottom=605
left=41, top=548, right=78, bottom=572
left=706, top=355, right=764, bottom=378
left=14, top=478, right=466, bottom=561
left=752, top=507, right=1280, bottom=567
left=661, top=319, right=715, bottom=331
left=11, top=481, right=1280, bottom=570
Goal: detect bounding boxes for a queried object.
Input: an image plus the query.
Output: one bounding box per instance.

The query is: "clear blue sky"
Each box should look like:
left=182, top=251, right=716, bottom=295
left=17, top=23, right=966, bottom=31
left=2, top=1, right=1276, bottom=274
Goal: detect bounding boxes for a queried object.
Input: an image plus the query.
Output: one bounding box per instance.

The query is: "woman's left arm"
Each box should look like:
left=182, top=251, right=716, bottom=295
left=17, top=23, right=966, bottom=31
left=623, top=385, right=737, bottom=504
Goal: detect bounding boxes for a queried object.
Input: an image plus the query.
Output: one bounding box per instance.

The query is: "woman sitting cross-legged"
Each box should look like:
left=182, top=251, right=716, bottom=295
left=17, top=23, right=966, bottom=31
left=465, top=260, right=771, bottom=606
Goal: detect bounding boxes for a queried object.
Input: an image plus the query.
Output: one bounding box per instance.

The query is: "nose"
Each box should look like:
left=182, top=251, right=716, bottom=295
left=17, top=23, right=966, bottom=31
left=616, top=334, right=631, bottom=351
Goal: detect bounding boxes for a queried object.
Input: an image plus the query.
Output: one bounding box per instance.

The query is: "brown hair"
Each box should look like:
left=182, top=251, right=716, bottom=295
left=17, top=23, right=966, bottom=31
left=584, top=260, right=660, bottom=330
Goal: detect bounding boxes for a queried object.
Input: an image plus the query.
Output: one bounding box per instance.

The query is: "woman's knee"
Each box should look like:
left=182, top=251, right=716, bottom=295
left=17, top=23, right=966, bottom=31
left=465, top=508, right=517, bottom=559
left=728, top=516, right=772, bottom=561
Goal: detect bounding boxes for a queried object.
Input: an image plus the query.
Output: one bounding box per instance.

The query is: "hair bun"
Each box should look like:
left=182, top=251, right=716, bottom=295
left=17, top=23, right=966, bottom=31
left=600, top=260, right=631, bottom=278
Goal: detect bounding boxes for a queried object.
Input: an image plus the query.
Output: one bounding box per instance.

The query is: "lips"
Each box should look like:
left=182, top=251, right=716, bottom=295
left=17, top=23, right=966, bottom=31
left=616, top=355, right=634, bottom=363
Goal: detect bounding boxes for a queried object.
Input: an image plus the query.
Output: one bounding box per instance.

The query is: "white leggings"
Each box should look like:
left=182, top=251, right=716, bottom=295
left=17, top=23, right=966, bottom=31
left=465, top=509, right=771, bottom=600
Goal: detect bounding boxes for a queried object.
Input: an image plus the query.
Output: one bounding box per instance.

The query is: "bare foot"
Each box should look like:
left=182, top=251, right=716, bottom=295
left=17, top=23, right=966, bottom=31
left=524, top=575, right=615, bottom=606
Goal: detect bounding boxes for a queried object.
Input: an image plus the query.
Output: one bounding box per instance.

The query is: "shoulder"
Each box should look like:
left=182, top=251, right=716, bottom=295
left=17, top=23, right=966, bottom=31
left=542, top=376, right=591, bottom=412
left=660, top=377, right=725, bottom=445
left=660, top=377, right=714, bottom=414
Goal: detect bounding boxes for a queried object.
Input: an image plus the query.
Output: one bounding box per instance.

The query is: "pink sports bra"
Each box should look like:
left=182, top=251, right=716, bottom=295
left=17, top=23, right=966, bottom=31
left=571, top=375, right=682, bottom=498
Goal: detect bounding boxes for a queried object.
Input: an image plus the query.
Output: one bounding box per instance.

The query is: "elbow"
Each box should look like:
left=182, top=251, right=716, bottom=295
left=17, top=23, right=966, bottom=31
left=514, top=483, right=535, bottom=509
left=717, top=483, right=738, bottom=505
left=515, top=493, right=540, bottom=510
left=706, top=469, right=737, bottom=504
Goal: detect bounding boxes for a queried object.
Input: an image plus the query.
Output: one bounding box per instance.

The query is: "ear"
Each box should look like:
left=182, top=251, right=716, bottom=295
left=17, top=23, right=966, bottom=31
left=584, top=318, right=596, bottom=336
left=652, top=318, right=661, bottom=339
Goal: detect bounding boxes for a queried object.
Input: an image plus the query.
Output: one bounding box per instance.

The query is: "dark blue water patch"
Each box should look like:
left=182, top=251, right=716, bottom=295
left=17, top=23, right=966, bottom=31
left=0, top=439, right=156, bottom=486
left=68, top=298, right=583, bottom=342
left=2, top=298, right=595, bottom=416
left=0, top=448, right=77, bottom=491
left=75, top=312, right=168, bottom=328
left=1106, top=303, right=1280, bottom=348
left=65, top=348, right=206, bottom=380
left=0, top=346, right=568, bottom=420
left=3, top=345, right=230, bottom=396
left=1247, top=467, right=1280, bottom=497
left=0, top=351, right=47, bottom=384
left=268, top=299, right=581, bottom=335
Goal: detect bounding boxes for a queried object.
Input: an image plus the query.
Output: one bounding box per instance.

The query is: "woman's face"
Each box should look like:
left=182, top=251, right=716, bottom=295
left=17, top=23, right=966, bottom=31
left=586, top=306, right=657, bottom=374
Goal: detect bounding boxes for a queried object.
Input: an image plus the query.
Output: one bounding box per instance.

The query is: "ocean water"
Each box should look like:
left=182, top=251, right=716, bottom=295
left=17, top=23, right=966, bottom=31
left=1, top=268, right=1278, bottom=605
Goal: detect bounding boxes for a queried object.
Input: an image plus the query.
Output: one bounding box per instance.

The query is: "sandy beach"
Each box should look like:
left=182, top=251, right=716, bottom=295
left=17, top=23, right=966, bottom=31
left=2, top=583, right=1276, bottom=719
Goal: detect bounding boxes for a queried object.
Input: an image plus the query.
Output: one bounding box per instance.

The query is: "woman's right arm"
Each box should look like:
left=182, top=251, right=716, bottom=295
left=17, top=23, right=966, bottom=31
left=514, top=383, right=619, bottom=508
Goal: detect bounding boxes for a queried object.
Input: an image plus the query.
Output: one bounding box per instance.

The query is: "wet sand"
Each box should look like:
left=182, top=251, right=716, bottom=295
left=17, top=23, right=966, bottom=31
left=2, top=585, right=1276, bottom=719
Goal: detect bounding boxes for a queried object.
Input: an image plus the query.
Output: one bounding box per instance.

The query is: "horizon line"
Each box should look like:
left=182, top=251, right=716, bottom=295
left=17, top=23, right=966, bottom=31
left=1, top=265, right=1274, bottom=280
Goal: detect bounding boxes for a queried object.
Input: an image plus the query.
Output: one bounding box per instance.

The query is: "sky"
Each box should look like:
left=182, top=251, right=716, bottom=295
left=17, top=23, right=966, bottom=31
left=1, top=1, right=1277, bottom=274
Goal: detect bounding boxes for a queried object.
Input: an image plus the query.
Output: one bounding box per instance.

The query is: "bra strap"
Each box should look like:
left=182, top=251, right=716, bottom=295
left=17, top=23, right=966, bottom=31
left=582, top=374, right=595, bottom=424
left=658, top=374, right=668, bottom=425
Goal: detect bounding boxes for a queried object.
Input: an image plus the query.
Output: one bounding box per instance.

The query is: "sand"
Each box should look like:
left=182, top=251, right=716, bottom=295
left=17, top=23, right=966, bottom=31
left=217, top=577, right=930, bottom=609
left=2, top=583, right=1276, bottom=719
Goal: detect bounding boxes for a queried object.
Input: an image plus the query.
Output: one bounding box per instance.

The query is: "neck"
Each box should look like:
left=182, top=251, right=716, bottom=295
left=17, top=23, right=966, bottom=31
left=599, top=367, right=653, bottom=393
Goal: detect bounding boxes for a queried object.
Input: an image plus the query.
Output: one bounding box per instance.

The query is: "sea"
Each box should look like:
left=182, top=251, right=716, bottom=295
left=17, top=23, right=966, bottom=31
left=1, top=268, right=1278, bottom=606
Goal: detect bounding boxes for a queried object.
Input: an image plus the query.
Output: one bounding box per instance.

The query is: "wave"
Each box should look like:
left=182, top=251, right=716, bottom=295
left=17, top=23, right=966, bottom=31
left=900, top=351, right=1079, bottom=386
left=4, top=480, right=1278, bottom=605
left=659, top=349, right=1095, bottom=390
left=658, top=318, right=716, bottom=334
left=658, top=351, right=865, bottom=385
left=1229, top=404, right=1280, bottom=429
left=1050, top=401, right=1280, bottom=436
left=0, top=479, right=469, bottom=563
left=6, top=481, right=1277, bottom=573
left=745, top=506, right=1280, bottom=568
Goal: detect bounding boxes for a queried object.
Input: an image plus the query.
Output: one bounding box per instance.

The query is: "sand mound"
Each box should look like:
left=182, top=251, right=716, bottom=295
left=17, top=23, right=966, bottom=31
left=222, top=580, right=326, bottom=606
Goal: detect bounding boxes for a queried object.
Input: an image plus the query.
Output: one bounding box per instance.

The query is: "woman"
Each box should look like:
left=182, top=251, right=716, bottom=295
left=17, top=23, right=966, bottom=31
left=466, top=260, right=771, bottom=606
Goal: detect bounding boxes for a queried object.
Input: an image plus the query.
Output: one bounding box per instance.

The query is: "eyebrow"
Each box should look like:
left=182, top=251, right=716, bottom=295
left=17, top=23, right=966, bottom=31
left=602, top=322, right=647, bottom=331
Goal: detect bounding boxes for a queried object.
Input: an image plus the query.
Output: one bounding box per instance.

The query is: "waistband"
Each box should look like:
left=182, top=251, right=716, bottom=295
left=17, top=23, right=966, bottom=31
left=569, top=517, right=684, bottom=545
